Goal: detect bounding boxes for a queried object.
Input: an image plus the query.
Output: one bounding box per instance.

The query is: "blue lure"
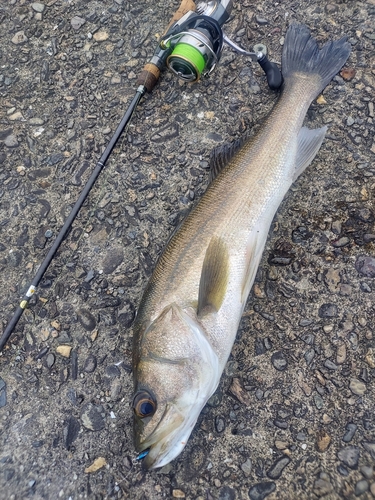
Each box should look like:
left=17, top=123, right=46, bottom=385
left=136, top=449, right=149, bottom=461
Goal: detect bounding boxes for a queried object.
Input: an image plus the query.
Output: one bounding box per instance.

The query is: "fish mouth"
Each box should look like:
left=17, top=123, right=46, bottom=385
left=135, top=401, right=201, bottom=470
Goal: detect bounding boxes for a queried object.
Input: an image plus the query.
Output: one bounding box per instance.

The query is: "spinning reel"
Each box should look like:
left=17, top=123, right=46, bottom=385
left=154, top=0, right=283, bottom=90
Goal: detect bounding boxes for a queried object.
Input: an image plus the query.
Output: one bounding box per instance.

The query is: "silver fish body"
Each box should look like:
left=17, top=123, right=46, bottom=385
left=131, top=24, right=351, bottom=469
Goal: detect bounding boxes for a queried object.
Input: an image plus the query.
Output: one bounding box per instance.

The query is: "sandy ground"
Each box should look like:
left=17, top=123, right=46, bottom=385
left=1, top=0, right=375, bottom=499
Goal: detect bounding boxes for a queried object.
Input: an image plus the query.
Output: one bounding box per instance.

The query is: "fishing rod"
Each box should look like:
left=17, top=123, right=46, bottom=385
left=0, top=0, right=282, bottom=352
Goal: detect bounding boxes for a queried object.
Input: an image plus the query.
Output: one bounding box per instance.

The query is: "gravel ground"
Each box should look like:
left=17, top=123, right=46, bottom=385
left=1, top=1, right=375, bottom=499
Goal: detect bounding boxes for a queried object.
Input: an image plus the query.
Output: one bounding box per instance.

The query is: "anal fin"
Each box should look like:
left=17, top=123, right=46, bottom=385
left=293, top=126, right=327, bottom=182
left=198, top=237, right=229, bottom=317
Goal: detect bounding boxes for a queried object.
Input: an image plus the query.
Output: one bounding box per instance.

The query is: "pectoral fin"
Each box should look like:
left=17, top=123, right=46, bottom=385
left=293, top=126, right=327, bottom=182
left=198, top=237, right=229, bottom=317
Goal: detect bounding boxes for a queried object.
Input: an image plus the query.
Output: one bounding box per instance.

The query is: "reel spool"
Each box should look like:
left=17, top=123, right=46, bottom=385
left=160, top=1, right=232, bottom=82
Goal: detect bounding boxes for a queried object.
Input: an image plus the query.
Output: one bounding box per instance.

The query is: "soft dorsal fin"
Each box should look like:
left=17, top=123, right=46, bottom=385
left=293, top=126, right=327, bottom=182
left=197, top=236, right=229, bottom=317
left=209, top=135, right=248, bottom=182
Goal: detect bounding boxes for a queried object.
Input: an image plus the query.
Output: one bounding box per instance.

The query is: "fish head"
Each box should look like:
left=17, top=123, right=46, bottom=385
left=132, top=303, right=219, bottom=469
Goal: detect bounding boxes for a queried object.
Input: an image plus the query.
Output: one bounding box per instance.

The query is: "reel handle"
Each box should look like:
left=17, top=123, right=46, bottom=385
left=257, top=54, right=283, bottom=91
left=137, top=0, right=196, bottom=92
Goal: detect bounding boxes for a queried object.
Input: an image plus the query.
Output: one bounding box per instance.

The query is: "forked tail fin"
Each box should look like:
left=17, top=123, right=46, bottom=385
left=282, top=24, right=351, bottom=98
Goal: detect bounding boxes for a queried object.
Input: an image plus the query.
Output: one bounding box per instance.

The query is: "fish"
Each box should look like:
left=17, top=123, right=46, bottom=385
left=131, top=24, right=351, bottom=469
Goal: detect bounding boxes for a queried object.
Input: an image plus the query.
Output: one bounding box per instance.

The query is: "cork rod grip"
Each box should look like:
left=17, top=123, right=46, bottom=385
left=137, top=0, right=196, bottom=92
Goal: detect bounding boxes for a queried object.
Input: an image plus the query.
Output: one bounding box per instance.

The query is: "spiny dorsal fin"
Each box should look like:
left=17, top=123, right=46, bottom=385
left=293, top=126, right=327, bottom=182
left=198, top=236, right=229, bottom=317
left=209, top=135, right=248, bottom=183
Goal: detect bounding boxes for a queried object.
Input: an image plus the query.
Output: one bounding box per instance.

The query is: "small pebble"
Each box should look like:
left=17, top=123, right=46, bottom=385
left=267, top=456, right=290, bottom=479
left=172, top=490, right=185, bottom=498
left=271, top=351, right=288, bottom=371
left=5, top=135, right=18, bottom=147
left=337, top=446, right=360, bottom=469
left=31, top=2, right=45, bottom=12
left=360, top=465, right=373, bottom=479
left=0, top=377, right=7, bottom=408
left=248, top=482, right=276, bottom=500
left=349, top=378, right=366, bottom=396
left=342, top=423, right=357, bottom=443
left=355, top=256, right=375, bottom=278
left=71, top=16, right=86, bottom=30
left=45, top=353, right=55, bottom=368
left=84, top=457, right=107, bottom=473
left=314, top=475, right=333, bottom=496
left=355, top=479, right=369, bottom=496
left=56, top=345, right=72, bottom=358
left=84, top=355, right=97, bottom=373
left=316, top=431, right=331, bottom=452
left=11, top=31, right=28, bottom=44
left=80, top=403, right=106, bottom=431
left=93, top=31, right=109, bottom=41
left=241, top=458, right=252, bottom=476
left=319, top=303, right=338, bottom=318
left=215, top=416, right=225, bottom=433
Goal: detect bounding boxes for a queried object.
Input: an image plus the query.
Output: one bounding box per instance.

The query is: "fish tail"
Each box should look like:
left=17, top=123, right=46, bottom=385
left=282, top=24, right=351, bottom=98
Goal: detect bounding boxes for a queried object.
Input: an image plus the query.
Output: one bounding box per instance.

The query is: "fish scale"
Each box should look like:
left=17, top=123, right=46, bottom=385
left=131, top=24, right=351, bottom=470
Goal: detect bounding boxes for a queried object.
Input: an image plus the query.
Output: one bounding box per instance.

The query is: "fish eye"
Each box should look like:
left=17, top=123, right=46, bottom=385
left=133, top=391, right=156, bottom=418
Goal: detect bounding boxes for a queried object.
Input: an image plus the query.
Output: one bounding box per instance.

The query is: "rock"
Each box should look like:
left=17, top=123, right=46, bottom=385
left=355, top=256, right=375, bottom=278
left=325, top=4, right=338, bottom=14
left=241, top=458, right=252, bottom=476
left=332, top=236, right=350, bottom=247
left=336, top=342, right=347, bottom=364
left=337, top=446, right=360, bottom=469
left=76, top=308, right=97, bottom=331
left=8, top=111, right=23, bottom=121
left=110, top=379, right=122, bottom=401
left=63, top=416, right=80, bottom=450
left=80, top=403, right=106, bottom=431
left=84, top=457, right=107, bottom=473
left=93, top=31, right=109, bottom=41
left=11, top=31, right=28, bottom=45
left=266, top=456, right=290, bottom=479
left=248, top=482, right=276, bottom=500
left=218, top=486, right=236, bottom=500
left=316, top=430, right=331, bottom=452
left=0, top=377, right=7, bottom=408
left=71, top=16, right=86, bottom=30
left=365, top=348, right=375, bottom=368
left=4, top=135, right=18, bottom=147
left=56, top=345, right=72, bottom=358
left=360, top=465, right=373, bottom=479
left=349, top=378, right=367, bottom=396
left=363, top=442, right=375, bottom=460
left=340, top=68, right=356, bottom=81
left=313, top=475, right=333, bottom=497
left=342, top=423, right=357, bottom=443
left=45, top=353, right=55, bottom=368
left=106, top=364, right=121, bottom=378
left=318, top=303, right=338, bottom=318
left=215, top=416, right=226, bottom=433
left=31, top=2, right=45, bottom=12
left=271, top=351, right=288, bottom=371
left=83, top=355, right=97, bottom=373
left=228, top=378, right=251, bottom=406
left=324, top=359, right=338, bottom=370
left=102, top=247, right=124, bottom=274
left=324, top=268, right=340, bottom=292
left=355, top=479, right=368, bottom=496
